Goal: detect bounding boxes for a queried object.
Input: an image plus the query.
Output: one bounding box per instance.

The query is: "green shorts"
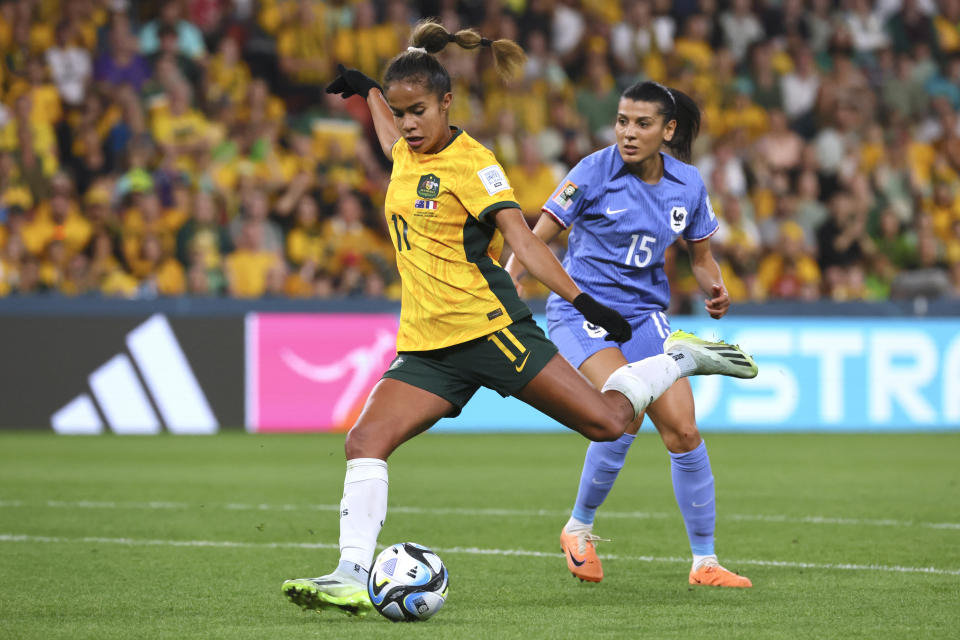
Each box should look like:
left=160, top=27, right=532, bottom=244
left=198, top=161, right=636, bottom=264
left=381, top=316, right=559, bottom=417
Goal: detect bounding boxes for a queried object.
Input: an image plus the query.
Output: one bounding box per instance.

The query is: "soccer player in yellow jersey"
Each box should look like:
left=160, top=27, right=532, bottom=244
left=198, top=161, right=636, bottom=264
left=281, top=20, right=759, bottom=617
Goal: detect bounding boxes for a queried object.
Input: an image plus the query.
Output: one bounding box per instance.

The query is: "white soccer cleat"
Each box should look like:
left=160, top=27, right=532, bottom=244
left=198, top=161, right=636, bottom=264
left=664, top=330, right=758, bottom=379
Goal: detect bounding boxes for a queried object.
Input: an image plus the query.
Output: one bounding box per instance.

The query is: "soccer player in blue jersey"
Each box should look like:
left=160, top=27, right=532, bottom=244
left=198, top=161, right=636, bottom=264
left=507, top=81, right=753, bottom=588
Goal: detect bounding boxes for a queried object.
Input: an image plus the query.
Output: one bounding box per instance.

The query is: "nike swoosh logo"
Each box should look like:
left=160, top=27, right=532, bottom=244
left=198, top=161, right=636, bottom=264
left=692, top=499, right=713, bottom=508
left=591, top=477, right=606, bottom=485
left=567, top=549, right=586, bottom=567
left=606, top=207, right=627, bottom=215
left=514, top=351, right=531, bottom=373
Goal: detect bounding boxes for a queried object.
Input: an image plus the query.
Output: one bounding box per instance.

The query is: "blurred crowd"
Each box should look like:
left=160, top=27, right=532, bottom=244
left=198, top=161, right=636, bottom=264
left=0, top=0, right=958, bottom=306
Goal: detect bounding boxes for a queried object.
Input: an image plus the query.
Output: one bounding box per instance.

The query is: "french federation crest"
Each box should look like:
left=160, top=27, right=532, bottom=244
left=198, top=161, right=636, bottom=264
left=669, top=206, right=688, bottom=233
left=417, top=173, right=440, bottom=199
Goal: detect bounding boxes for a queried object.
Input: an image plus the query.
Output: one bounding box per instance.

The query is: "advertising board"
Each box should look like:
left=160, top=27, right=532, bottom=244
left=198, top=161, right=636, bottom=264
left=245, top=313, right=399, bottom=432
left=436, top=317, right=960, bottom=432
left=0, top=314, right=243, bottom=432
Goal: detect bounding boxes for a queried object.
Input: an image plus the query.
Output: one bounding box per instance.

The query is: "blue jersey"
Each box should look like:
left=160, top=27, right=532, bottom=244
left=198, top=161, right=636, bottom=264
left=543, top=146, right=719, bottom=319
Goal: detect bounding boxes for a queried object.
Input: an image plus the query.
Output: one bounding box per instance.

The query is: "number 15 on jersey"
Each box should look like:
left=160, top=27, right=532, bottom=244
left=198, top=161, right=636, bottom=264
left=624, top=234, right=656, bottom=267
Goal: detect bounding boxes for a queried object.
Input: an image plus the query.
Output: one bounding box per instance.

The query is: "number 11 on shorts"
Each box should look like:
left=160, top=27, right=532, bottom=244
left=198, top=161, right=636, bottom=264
left=487, top=329, right=531, bottom=373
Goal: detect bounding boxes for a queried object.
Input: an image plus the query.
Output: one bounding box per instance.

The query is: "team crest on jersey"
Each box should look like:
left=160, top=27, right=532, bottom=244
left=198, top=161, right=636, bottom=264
left=669, top=206, right=688, bottom=233
left=553, top=181, right=580, bottom=211
left=417, top=173, right=440, bottom=199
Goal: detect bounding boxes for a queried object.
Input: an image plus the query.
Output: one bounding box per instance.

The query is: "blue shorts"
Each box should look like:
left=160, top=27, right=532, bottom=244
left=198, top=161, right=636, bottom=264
left=547, top=305, right=671, bottom=369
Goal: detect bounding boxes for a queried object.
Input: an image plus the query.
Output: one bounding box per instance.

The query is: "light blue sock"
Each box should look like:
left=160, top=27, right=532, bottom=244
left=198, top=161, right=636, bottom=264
left=669, top=440, right=715, bottom=556
left=570, top=433, right=636, bottom=524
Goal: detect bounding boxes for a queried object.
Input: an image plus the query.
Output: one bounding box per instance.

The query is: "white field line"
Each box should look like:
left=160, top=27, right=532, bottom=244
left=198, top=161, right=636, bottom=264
left=1, top=499, right=958, bottom=531
left=1, top=533, right=958, bottom=577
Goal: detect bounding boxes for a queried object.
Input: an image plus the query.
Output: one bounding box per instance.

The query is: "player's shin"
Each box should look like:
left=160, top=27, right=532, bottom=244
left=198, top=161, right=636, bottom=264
left=602, top=354, right=680, bottom=419
left=570, top=433, right=636, bottom=527
left=670, top=441, right=716, bottom=560
left=338, top=457, right=389, bottom=583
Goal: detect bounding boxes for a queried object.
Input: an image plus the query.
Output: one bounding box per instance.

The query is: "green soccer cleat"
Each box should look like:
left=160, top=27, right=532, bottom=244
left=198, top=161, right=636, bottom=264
left=664, top=330, right=758, bottom=379
left=281, top=573, right=373, bottom=617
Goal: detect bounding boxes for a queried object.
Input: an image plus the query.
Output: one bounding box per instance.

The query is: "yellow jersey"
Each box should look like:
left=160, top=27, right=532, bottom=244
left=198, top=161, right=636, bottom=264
left=226, top=249, right=280, bottom=298
left=386, top=128, right=530, bottom=351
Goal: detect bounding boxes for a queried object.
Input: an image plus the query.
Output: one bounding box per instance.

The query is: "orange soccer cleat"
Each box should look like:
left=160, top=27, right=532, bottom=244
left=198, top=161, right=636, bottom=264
left=560, top=526, right=606, bottom=583
left=688, top=560, right=753, bottom=588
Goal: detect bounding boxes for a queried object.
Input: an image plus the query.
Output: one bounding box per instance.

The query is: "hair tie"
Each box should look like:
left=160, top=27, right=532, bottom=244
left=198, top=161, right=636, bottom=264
left=407, top=46, right=428, bottom=54
left=447, top=32, right=457, bottom=43
left=480, top=37, right=493, bottom=47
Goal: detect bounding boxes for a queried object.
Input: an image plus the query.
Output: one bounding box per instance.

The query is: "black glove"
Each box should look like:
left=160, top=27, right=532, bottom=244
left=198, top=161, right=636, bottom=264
left=325, top=63, right=382, bottom=99
left=573, top=293, right=632, bottom=343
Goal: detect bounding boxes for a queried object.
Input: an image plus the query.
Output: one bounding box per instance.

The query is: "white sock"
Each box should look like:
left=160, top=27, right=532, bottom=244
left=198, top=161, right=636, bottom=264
left=602, top=353, right=681, bottom=419
left=564, top=515, right=592, bottom=533
left=667, top=346, right=698, bottom=377
left=338, top=457, right=388, bottom=571
left=336, top=559, right=369, bottom=584
left=692, top=553, right=718, bottom=570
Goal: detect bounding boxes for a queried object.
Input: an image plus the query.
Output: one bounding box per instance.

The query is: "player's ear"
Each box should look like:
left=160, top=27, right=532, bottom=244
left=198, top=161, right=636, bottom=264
left=662, top=118, right=677, bottom=143
left=440, top=92, right=452, bottom=112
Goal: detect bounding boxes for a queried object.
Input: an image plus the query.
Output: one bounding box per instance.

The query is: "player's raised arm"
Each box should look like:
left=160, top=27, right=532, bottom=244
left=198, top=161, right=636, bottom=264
left=326, top=64, right=401, bottom=157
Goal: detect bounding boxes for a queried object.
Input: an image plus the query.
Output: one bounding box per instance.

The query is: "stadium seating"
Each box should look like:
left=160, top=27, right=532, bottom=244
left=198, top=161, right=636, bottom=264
left=0, top=0, right=958, bottom=308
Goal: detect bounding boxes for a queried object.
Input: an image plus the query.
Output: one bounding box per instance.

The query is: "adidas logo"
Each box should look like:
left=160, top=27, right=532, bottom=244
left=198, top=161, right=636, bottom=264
left=705, top=345, right=753, bottom=368
left=50, top=314, right=219, bottom=435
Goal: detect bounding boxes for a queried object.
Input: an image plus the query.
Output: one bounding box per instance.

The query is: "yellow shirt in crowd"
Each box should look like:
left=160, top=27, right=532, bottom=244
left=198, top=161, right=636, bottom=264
left=507, top=163, right=561, bottom=219
left=20, top=208, right=92, bottom=257
left=226, top=249, right=279, bottom=298
left=277, top=16, right=330, bottom=84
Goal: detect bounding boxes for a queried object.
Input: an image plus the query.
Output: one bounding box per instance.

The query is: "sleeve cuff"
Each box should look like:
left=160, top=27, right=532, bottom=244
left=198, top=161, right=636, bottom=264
left=478, top=200, right=520, bottom=224
left=541, top=206, right=568, bottom=229
left=685, top=226, right=719, bottom=243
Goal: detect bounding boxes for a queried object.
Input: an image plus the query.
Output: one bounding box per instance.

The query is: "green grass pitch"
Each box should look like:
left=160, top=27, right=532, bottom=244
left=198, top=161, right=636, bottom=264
left=1, top=431, right=958, bottom=639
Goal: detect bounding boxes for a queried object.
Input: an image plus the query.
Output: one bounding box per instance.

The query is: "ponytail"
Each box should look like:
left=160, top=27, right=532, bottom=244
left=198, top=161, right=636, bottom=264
left=383, top=19, right=525, bottom=101
left=665, top=88, right=700, bottom=163
left=409, top=20, right=526, bottom=80
left=621, top=81, right=701, bottom=162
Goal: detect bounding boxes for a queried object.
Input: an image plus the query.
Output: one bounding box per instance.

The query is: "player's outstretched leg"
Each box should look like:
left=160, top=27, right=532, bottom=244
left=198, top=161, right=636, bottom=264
left=601, top=332, right=757, bottom=420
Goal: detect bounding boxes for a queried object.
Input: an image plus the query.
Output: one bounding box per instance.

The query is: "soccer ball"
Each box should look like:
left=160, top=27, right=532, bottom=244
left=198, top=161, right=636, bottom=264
left=367, top=542, right=448, bottom=622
